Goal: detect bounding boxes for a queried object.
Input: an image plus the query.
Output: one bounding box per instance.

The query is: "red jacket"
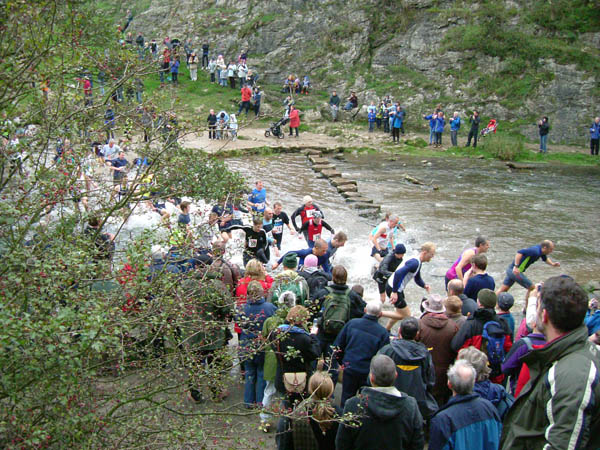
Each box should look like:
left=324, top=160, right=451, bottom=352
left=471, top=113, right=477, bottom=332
left=289, top=109, right=300, bottom=128
left=241, top=86, right=252, bottom=102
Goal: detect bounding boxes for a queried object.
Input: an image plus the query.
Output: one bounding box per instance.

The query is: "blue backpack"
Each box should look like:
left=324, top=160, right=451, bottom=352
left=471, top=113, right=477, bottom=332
left=482, top=320, right=506, bottom=377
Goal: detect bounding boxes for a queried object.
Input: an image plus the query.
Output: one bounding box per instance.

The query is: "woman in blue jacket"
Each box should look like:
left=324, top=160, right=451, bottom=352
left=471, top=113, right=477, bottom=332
left=434, top=112, right=445, bottom=147
left=391, top=107, right=403, bottom=143
left=590, top=116, right=600, bottom=156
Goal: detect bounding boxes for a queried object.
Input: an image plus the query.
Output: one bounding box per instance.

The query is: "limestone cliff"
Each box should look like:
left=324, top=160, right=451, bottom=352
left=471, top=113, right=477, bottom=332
left=131, top=0, right=599, bottom=143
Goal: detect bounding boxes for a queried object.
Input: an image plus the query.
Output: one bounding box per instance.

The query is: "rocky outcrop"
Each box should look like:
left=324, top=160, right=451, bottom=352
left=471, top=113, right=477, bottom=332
left=132, top=0, right=599, bottom=143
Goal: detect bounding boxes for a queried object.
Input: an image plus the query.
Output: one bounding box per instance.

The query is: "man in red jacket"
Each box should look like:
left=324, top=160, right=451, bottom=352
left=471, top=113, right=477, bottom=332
left=238, top=84, right=252, bottom=115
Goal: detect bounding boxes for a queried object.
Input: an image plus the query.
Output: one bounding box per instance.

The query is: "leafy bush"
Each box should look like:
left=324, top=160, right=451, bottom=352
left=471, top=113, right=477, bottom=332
left=480, top=132, right=526, bottom=161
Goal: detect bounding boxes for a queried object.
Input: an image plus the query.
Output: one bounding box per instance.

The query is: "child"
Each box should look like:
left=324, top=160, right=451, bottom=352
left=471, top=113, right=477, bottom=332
left=497, top=292, right=515, bottom=339
left=368, top=110, right=376, bottom=133
left=301, top=75, right=310, bottom=95
left=382, top=107, right=390, bottom=133
left=229, top=114, right=238, bottom=141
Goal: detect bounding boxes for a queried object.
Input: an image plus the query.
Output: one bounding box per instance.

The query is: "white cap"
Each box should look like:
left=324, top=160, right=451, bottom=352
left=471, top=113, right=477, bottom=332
left=302, top=195, right=313, bottom=204
left=526, top=297, right=539, bottom=328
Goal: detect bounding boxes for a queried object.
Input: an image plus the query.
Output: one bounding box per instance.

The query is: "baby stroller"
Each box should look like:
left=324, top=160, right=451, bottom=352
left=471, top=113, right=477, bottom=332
left=265, top=117, right=288, bottom=139
left=481, top=119, right=498, bottom=137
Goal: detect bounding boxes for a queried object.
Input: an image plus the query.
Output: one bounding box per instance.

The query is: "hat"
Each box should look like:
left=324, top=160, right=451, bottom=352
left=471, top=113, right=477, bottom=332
left=312, top=211, right=322, bottom=219
left=151, top=245, right=166, bottom=261
left=304, top=254, right=318, bottom=268
left=302, top=195, right=313, bottom=204
left=394, top=244, right=406, bottom=254
left=478, top=289, right=497, bottom=309
left=282, top=253, right=298, bottom=269
left=497, top=293, right=515, bottom=311
left=422, top=294, right=445, bottom=314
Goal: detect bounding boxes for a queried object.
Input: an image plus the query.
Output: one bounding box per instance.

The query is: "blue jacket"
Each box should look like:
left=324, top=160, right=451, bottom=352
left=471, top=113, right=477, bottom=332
left=450, top=116, right=461, bottom=131
left=424, top=114, right=436, bottom=128
left=392, top=112, right=403, bottom=128
left=434, top=117, right=445, bottom=133
left=429, top=393, right=502, bottom=450
left=585, top=309, right=600, bottom=335
left=238, top=298, right=277, bottom=342
left=367, top=111, right=376, bottom=123
left=170, top=60, right=179, bottom=74
left=278, top=248, right=332, bottom=274
left=590, top=122, right=600, bottom=139
left=333, top=314, right=389, bottom=375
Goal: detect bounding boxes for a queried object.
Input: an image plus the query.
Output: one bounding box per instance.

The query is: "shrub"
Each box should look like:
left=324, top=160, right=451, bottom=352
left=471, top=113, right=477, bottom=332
left=480, top=132, right=526, bottom=161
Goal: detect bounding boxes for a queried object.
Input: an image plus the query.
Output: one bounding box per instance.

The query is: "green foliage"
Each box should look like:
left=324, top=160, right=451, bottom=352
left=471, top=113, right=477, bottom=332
left=479, top=132, right=526, bottom=161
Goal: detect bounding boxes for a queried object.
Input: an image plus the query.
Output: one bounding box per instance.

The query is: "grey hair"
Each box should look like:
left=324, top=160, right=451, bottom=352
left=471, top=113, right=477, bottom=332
left=369, top=354, right=396, bottom=387
left=389, top=214, right=399, bottom=222
left=447, top=360, right=476, bottom=395
left=457, top=346, right=491, bottom=382
left=365, top=301, right=382, bottom=316
left=277, top=290, right=297, bottom=309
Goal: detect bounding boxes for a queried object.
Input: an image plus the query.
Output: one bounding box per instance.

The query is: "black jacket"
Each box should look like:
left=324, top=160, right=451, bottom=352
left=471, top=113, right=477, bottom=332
left=273, top=324, right=321, bottom=394
left=336, top=387, right=424, bottom=450
left=373, top=253, right=403, bottom=284
left=539, top=121, right=550, bottom=136
left=378, top=339, right=438, bottom=419
left=469, top=115, right=481, bottom=131
left=298, top=269, right=332, bottom=299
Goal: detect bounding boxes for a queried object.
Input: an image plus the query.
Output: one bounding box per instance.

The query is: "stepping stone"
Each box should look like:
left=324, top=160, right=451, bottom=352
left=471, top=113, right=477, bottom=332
left=345, top=196, right=373, bottom=203
left=353, top=202, right=380, bottom=210
left=329, top=177, right=357, bottom=187
left=322, top=169, right=342, bottom=178
left=308, top=155, right=329, bottom=165
left=312, top=164, right=336, bottom=172
left=305, top=149, right=322, bottom=156
left=337, top=184, right=358, bottom=193
left=358, top=208, right=380, bottom=218
left=340, top=191, right=363, bottom=199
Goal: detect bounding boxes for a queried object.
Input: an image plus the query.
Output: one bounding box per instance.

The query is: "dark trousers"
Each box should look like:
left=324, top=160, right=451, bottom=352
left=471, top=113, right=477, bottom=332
left=341, top=371, right=368, bottom=407
left=238, top=101, right=250, bottom=115
left=376, top=118, right=382, bottom=129
left=208, top=125, right=216, bottom=139
left=383, top=120, right=390, bottom=133
left=171, top=72, right=178, bottom=84
left=229, top=77, right=236, bottom=89
left=202, top=54, right=208, bottom=68
left=392, top=127, right=400, bottom=142
left=467, top=129, right=478, bottom=147
left=435, top=131, right=442, bottom=145
left=591, top=138, right=599, bottom=155
left=254, top=102, right=260, bottom=117
left=289, top=126, right=298, bottom=137
left=210, top=73, right=215, bottom=82
left=242, top=247, right=269, bottom=267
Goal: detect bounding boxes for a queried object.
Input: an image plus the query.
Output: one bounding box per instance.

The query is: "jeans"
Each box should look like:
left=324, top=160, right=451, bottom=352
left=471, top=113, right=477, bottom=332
left=435, top=131, right=442, bottom=145
left=383, top=119, right=389, bottom=133
left=540, top=134, right=548, bottom=153
left=244, top=356, right=266, bottom=406
left=171, top=72, right=178, bottom=85
left=450, top=130, right=458, bottom=146
left=159, top=71, right=165, bottom=84
left=238, top=101, right=250, bottom=115
left=368, top=121, right=374, bottom=132
left=220, top=77, right=228, bottom=87
left=202, top=54, right=209, bottom=68
left=254, top=102, right=260, bottom=117
left=330, top=105, right=338, bottom=120
left=429, top=127, right=435, bottom=144
left=343, top=102, right=354, bottom=111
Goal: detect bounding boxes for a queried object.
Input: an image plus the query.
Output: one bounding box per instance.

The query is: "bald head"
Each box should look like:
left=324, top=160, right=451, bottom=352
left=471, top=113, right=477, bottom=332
left=447, top=360, right=476, bottom=395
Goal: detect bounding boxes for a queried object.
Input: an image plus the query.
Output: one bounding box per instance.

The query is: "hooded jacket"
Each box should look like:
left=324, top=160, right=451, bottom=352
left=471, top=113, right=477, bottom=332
left=313, top=283, right=367, bottom=334
left=429, top=393, right=502, bottom=450
left=378, top=339, right=438, bottom=419
left=336, top=386, right=424, bottom=450
left=419, top=313, right=459, bottom=405
left=261, top=306, right=289, bottom=382
left=298, top=268, right=331, bottom=299
left=500, top=325, right=600, bottom=450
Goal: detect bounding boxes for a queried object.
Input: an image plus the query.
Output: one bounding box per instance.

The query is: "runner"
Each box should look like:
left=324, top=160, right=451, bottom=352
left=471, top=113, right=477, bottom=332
left=496, top=240, right=560, bottom=311
left=327, top=231, right=347, bottom=259
left=382, top=242, right=435, bottom=331
left=298, top=211, right=334, bottom=248
left=224, top=216, right=270, bottom=267
left=290, top=195, right=325, bottom=242
left=271, top=201, right=295, bottom=257
left=272, top=239, right=332, bottom=274
left=373, top=244, right=406, bottom=303
left=369, top=214, right=404, bottom=263
left=444, top=236, right=490, bottom=289
left=211, top=199, right=234, bottom=242
left=247, top=180, right=267, bottom=215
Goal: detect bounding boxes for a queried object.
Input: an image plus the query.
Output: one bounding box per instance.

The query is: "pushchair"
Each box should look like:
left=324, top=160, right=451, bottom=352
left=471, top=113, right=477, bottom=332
left=480, top=119, right=498, bottom=137
left=264, top=117, right=289, bottom=139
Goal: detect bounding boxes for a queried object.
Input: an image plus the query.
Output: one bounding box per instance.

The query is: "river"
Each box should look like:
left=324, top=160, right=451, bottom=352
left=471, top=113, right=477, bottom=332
left=226, top=152, right=600, bottom=312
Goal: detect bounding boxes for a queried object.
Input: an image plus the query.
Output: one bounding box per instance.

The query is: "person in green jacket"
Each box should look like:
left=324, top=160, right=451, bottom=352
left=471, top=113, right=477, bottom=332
left=260, top=291, right=297, bottom=432
left=501, top=276, right=600, bottom=450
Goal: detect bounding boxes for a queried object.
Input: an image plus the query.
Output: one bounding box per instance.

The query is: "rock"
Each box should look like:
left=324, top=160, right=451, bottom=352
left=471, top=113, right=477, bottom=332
left=345, top=196, right=373, bottom=203
left=308, top=155, right=329, bottom=165
left=585, top=281, right=600, bottom=292
left=340, top=190, right=363, bottom=199
left=321, top=169, right=342, bottom=178
left=353, top=202, right=380, bottom=210
left=305, top=149, right=322, bottom=156
left=506, top=162, right=535, bottom=170
left=312, top=164, right=336, bottom=172
left=358, top=208, right=381, bottom=218
left=328, top=177, right=357, bottom=187
left=333, top=154, right=346, bottom=161
left=337, top=184, right=358, bottom=193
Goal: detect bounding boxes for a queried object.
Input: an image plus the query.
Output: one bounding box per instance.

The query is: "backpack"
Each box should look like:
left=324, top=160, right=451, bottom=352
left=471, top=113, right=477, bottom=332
left=271, top=275, right=307, bottom=306
left=482, top=321, right=507, bottom=378
left=321, top=287, right=351, bottom=336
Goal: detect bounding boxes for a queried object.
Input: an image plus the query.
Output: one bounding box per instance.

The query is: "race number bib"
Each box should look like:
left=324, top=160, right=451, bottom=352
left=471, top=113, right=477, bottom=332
left=313, top=233, right=321, bottom=241
left=273, top=225, right=283, bottom=234
left=248, top=239, right=258, bottom=248
left=306, top=210, right=315, bottom=218
left=256, top=202, right=265, bottom=210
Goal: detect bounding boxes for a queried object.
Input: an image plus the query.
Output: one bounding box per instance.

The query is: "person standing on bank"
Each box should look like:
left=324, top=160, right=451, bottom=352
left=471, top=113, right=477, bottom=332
left=288, top=106, right=300, bottom=137
left=538, top=116, right=549, bottom=153
left=466, top=110, right=480, bottom=148
left=589, top=116, right=600, bottom=156
left=450, top=111, right=461, bottom=147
